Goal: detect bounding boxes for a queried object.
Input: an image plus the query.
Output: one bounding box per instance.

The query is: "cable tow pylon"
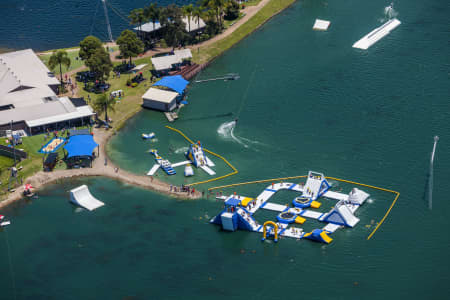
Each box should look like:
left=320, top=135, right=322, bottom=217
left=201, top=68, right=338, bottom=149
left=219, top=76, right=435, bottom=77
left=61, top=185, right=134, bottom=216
left=101, top=0, right=113, bottom=42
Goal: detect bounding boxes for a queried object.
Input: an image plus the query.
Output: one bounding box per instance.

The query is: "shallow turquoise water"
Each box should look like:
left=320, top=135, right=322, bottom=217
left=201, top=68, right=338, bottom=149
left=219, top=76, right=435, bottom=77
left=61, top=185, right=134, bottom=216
left=1, top=0, right=450, bottom=298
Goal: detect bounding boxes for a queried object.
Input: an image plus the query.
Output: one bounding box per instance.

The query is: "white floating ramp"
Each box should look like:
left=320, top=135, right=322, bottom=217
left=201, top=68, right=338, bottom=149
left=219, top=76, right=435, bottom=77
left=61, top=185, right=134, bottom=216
left=171, top=160, right=191, bottom=168
left=200, top=165, right=216, bottom=175
left=147, top=164, right=160, bottom=176
left=70, top=185, right=104, bottom=211
left=353, top=18, right=401, bottom=50
left=205, top=156, right=215, bottom=167
left=313, top=19, right=330, bottom=31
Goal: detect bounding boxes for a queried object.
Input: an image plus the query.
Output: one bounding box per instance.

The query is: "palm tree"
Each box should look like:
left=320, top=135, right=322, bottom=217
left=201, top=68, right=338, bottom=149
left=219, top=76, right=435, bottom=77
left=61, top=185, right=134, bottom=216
left=183, top=4, right=194, bottom=33
left=48, top=50, right=71, bottom=93
left=192, top=6, right=203, bottom=41
left=93, top=93, right=116, bottom=124
left=209, top=0, right=226, bottom=29
left=129, top=8, right=146, bottom=38
left=144, top=3, right=160, bottom=32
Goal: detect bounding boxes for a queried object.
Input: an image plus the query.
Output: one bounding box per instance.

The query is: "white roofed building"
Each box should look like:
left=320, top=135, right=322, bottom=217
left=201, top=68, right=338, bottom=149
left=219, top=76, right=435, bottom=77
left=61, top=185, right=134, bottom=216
left=142, top=88, right=179, bottom=112
left=0, top=49, right=95, bottom=135
left=151, top=49, right=192, bottom=75
left=135, top=16, right=206, bottom=36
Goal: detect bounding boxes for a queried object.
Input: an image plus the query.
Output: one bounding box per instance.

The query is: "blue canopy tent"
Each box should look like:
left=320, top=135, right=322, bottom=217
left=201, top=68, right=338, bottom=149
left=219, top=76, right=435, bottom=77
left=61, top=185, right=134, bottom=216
left=63, top=134, right=98, bottom=168
left=153, top=75, right=189, bottom=94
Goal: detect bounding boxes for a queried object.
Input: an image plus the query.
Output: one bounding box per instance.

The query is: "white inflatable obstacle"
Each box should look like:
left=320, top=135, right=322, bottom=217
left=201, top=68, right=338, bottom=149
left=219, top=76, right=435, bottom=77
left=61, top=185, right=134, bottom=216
left=70, top=185, right=104, bottom=211
left=353, top=18, right=401, bottom=50
left=326, top=202, right=360, bottom=227
left=302, top=171, right=330, bottom=200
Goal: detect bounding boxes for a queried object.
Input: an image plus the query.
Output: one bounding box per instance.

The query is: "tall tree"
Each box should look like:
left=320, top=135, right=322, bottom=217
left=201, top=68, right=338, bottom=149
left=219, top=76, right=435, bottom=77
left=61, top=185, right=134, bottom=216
left=48, top=50, right=71, bottom=92
left=193, top=6, right=203, bottom=28
left=129, top=8, right=146, bottom=38
left=85, top=47, right=113, bottom=82
left=224, top=0, right=239, bottom=20
left=79, top=36, right=103, bottom=61
left=160, top=5, right=188, bottom=48
left=209, top=0, right=226, bottom=29
left=192, top=6, right=203, bottom=40
left=92, top=93, right=115, bottom=124
left=144, top=3, right=160, bottom=32
left=116, top=29, right=144, bottom=66
left=183, top=4, right=194, bottom=33
left=203, top=8, right=220, bottom=35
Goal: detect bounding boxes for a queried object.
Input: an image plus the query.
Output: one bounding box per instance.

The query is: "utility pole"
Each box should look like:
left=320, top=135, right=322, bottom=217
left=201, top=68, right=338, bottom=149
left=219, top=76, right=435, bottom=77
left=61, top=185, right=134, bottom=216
left=10, top=120, right=16, bottom=167
left=102, top=0, right=114, bottom=43
left=8, top=120, right=19, bottom=191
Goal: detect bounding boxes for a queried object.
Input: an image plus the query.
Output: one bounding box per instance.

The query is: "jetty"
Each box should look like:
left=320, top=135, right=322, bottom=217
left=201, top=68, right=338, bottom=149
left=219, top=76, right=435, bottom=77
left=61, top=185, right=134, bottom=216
left=195, top=73, right=240, bottom=83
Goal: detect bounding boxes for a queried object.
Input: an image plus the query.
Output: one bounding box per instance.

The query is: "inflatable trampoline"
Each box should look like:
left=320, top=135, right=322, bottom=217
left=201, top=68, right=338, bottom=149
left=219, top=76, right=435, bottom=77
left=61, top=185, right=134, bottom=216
left=293, top=196, right=312, bottom=208
left=276, top=211, right=297, bottom=224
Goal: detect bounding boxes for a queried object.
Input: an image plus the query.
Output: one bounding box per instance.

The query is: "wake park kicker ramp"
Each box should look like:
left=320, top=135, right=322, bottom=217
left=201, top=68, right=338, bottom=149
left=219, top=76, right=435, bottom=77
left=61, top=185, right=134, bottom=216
left=70, top=185, right=104, bottom=211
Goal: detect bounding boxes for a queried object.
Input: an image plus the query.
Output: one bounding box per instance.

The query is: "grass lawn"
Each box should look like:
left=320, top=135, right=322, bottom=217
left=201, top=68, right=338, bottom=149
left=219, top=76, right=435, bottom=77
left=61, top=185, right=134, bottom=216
left=0, top=126, right=91, bottom=196
left=39, top=50, right=84, bottom=74
left=244, top=0, right=263, bottom=7
left=75, top=58, right=156, bottom=131
left=193, top=0, right=296, bottom=64
left=0, top=134, right=46, bottom=194
left=223, top=13, right=246, bottom=29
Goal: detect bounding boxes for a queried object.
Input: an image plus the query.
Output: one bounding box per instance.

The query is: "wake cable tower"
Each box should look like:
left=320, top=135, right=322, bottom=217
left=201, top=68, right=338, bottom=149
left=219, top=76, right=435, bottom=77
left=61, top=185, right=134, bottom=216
left=102, top=0, right=114, bottom=42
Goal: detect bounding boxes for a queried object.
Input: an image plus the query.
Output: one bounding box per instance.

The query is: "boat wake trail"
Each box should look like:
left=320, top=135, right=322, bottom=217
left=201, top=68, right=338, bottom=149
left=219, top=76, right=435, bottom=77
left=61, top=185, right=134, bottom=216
left=380, top=2, right=398, bottom=22
left=217, top=121, right=263, bottom=149
left=174, top=146, right=189, bottom=154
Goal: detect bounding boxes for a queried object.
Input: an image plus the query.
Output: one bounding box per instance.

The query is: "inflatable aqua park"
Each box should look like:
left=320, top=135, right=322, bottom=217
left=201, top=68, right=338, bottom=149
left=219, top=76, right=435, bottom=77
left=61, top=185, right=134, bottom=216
left=210, top=171, right=370, bottom=244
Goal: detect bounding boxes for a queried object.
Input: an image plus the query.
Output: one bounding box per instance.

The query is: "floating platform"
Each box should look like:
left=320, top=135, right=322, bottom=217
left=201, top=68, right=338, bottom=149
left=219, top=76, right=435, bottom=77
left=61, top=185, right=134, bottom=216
left=353, top=18, right=401, bottom=50
left=147, top=164, right=160, bottom=176
left=70, top=185, right=104, bottom=211
left=313, top=19, right=330, bottom=31
left=211, top=171, right=370, bottom=244
left=148, top=149, right=176, bottom=175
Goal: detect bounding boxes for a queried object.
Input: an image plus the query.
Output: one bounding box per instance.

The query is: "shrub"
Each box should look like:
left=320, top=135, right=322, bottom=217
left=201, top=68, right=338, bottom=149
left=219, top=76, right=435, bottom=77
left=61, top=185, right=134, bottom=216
left=200, top=33, right=210, bottom=42
left=224, top=0, right=240, bottom=21
left=159, top=39, right=168, bottom=48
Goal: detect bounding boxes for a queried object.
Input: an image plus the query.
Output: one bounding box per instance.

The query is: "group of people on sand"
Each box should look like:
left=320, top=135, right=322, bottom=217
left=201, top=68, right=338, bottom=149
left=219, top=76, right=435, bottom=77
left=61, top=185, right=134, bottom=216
left=169, top=184, right=196, bottom=195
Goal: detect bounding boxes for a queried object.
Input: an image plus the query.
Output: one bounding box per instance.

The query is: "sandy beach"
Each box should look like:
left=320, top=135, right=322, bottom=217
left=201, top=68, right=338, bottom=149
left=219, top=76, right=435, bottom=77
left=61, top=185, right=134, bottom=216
left=0, top=127, right=203, bottom=209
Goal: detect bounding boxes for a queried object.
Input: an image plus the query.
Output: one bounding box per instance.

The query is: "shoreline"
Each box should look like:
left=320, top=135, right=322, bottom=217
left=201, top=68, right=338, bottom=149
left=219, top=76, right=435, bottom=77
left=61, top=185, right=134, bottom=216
left=0, top=126, right=202, bottom=209
left=0, top=0, right=297, bottom=209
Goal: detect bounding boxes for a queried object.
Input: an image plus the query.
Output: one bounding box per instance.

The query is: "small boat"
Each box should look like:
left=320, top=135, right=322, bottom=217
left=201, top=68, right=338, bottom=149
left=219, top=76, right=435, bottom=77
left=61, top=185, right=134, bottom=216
left=0, top=215, right=10, bottom=227
left=142, top=132, right=155, bottom=139
left=184, top=164, right=194, bottom=177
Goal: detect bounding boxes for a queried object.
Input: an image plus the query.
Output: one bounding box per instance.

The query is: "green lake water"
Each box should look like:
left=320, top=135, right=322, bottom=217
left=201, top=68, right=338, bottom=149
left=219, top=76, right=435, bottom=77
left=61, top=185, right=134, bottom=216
left=1, top=0, right=449, bottom=298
